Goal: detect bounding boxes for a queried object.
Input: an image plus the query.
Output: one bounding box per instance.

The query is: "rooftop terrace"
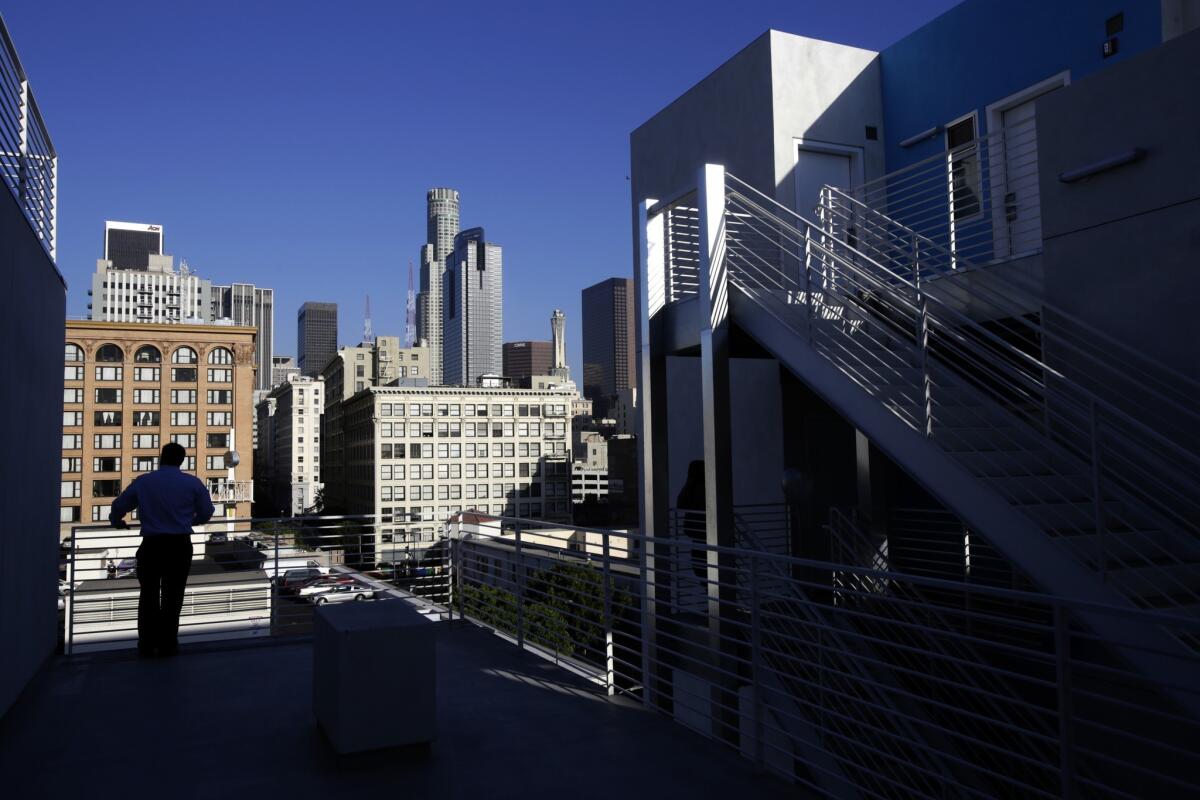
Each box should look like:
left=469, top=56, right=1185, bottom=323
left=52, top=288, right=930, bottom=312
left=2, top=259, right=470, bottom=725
left=1, top=622, right=793, bottom=799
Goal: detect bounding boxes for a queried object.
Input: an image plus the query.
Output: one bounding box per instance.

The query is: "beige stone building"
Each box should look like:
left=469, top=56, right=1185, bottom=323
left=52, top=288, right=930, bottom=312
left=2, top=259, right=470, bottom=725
left=61, top=320, right=257, bottom=537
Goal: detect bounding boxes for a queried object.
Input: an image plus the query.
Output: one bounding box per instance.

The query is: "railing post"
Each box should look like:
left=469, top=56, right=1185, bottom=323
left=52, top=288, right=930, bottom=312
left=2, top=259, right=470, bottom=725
left=1088, top=399, right=1107, bottom=582
left=803, top=225, right=815, bottom=342
left=66, top=525, right=78, bottom=655
left=750, top=554, right=765, bottom=767
left=1055, top=604, right=1077, bottom=800
left=603, top=529, right=615, bottom=696
left=913, top=233, right=933, bottom=438
left=514, top=520, right=525, bottom=649
left=271, top=526, right=279, bottom=633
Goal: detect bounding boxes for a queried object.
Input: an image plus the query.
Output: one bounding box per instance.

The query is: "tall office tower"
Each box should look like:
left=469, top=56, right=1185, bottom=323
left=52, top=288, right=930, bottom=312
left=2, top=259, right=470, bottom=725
left=104, top=220, right=163, bottom=270
left=416, top=188, right=460, bottom=384
left=581, top=277, right=636, bottom=416
left=443, top=227, right=503, bottom=386
left=503, top=341, right=553, bottom=385
left=297, top=301, right=338, bottom=377
left=216, top=284, right=275, bottom=391
left=405, top=262, right=417, bottom=347
left=90, top=253, right=214, bottom=324
left=550, top=309, right=568, bottom=378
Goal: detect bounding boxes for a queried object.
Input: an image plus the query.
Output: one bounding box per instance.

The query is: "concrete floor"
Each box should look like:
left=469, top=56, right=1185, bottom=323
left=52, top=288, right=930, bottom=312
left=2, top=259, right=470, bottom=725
left=2, top=621, right=796, bottom=800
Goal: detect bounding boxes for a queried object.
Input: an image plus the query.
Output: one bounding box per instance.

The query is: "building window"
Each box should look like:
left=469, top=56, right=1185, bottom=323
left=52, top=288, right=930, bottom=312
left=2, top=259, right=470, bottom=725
left=207, top=412, right=232, bottom=426
left=60, top=481, right=81, bottom=499
left=63, top=411, right=83, bottom=427
left=170, top=411, right=195, bottom=426
left=208, top=347, right=233, bottom=365
left=63, top=388, right=82, bottom=404
left=60, top=506, right=81, bottom=523
left=92, top=479, right=122, bottom=498
left=93, top=456, right=120, bottom=473
left=134, top=367, right=161, bottom=382
left=62, top=434, right=82, bottom=449
left=94, top=411, right=122, bottom=426
left=946, top=114, right=981, bottom=221
left=134, top=389, right=160, bottom=404
left=96, top=344, right=124, bottom=362
left=64, top=343, right=83, bottom=362
left=172, top=367, right=197, bottom=382
left=207, top=390, right=232, bottom=405
left=62, top=457, right=82, bottom=473
left=95, top=366, right=123, bottom=381
left=207, top=433, right=229, bottom=449
left=134, top=434, right=161, bottom=449
left=172, top=346, right=198, bottom=364
left=64, top=365, right=83, bottom=381
left=134, top=456, right=158, bottom=471
left=171, top=389, right=197, bottom=404
left=135, top=345, right=161, bottom=363
left=95, top=388, right=122, bottom=404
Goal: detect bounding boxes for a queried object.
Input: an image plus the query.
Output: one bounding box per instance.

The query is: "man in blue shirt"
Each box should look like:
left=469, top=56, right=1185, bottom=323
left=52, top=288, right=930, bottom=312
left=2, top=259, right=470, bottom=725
left=110, top=443, right=215, bottom=657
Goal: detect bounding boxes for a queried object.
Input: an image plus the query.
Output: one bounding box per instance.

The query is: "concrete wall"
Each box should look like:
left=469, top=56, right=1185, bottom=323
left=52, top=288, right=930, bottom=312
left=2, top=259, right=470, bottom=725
left=1037, top=28, right=1200, bottom=386
left=665, top=357, right=785, bottom=509
left=880, top=0, right=1163, bottom=170
left=0, top=189, right=66, bottom=718
left=767, top=31, right=884, bottom=210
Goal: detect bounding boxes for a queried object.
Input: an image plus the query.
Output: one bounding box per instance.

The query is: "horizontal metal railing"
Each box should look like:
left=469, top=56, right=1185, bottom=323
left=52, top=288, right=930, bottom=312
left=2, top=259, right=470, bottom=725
left=61, top=511, right=1200, bottom=796
left=717, top=171, right=1200, bottom=616
left=0, top=16, right=56, bottom=261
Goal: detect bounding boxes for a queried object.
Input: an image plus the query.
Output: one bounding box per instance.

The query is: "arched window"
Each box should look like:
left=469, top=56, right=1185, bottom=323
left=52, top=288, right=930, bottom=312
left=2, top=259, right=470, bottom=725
left=208, top=347, right=234, bottom=365
left=134, top=345, right=162, bottom=363
left=64, top=343, right=83, bottom=362
left=95, top=344, right=124, bottom=363
left=172, top=346, right=198, bottom=364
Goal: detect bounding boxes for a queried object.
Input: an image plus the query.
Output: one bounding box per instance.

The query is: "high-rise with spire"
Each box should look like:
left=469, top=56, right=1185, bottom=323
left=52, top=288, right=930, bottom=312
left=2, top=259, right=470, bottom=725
left=416, top=188, right=460, bottom=384
left=405, top=261, right=417, bottom=347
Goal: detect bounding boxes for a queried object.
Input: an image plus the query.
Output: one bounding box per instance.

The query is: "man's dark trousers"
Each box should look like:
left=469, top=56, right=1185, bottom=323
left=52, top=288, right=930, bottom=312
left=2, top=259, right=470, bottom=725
left=136, top=535, right=193, bottom=654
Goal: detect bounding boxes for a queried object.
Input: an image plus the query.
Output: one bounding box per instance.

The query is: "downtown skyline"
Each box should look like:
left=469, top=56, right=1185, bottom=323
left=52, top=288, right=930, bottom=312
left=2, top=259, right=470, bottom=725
left=5, top=0, right=959, bottom=375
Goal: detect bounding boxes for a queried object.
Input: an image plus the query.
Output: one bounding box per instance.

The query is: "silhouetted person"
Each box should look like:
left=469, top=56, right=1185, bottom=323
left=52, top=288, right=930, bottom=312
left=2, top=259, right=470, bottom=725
left=676, top=460, right=708, bottom=581
left=110, top=443, right=214, bottom=657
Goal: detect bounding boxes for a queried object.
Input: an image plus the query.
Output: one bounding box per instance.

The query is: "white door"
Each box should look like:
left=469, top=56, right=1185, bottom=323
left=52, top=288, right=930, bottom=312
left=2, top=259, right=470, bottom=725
left=795, top=148, right=852, bottom=220
left=994, top=96, right=1047, bottom=258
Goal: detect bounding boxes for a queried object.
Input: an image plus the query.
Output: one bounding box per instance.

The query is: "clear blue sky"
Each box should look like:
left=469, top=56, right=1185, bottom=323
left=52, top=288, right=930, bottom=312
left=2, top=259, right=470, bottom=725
left=7, top=0, right=958, bottom=377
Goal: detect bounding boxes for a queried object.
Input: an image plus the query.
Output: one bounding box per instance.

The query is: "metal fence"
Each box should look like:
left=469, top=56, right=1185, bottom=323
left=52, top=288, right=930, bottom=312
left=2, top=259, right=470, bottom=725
left=62, top=511, right=1200, bottom=796
left=0, top=15, right=56, bottom=261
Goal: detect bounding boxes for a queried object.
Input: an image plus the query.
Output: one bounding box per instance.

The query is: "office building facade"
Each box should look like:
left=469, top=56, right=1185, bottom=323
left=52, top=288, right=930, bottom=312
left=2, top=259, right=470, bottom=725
left=256, top=375, right=323, bottom=515
left=103, top=220, right=162, bottom=271
left=270, top=356, right=300, bottom=388
left=443, top=227, right=503, bottom=387
left=61, top=320, right=256, bottom=536
left=297, top=301, right=337, bottom=377
left=90, top=254, right=213, bottom=324
left=216, top=283, right=274, bottom=391
left=417, top=187, right=460, bottom=385
left=503, top=341, right=553, bottom=385
left=331, top=386, right=574, bottom=562
left=581, top=277, right=635, bottom=415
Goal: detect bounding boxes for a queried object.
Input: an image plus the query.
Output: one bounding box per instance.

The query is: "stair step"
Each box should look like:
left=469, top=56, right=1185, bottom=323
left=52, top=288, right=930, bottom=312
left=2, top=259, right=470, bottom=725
left=1104, top=562, right=1200, bottom=604
left=1059, top=529, right=1200, bottom=567
left=1017, top=500, right=1153, bottom=533
left=949, top=449, right=1061, bottom=477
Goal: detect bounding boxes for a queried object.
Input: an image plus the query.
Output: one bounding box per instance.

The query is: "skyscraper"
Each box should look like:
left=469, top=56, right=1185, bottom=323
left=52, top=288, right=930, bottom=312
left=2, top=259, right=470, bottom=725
left=503, top=341, right=553, bottom=385
left=581, top=277, right=636, bottom=415
left=416, top=188, right=460, bottom=385
left=217, top=284, right=275, bottom=391
left=443, top=227, right=502, bottom=386
left=297, top=301, right=338, bottom=377
left=104, top=220, right=163, bottom=270
left=551, top=309, right=568, bottom=377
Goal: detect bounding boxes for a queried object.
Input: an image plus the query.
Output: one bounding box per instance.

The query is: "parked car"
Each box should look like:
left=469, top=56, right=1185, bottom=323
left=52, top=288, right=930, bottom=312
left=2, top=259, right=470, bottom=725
left=295, top=576, right=355, bottom=598
left=308, top=583, right=374, bottom=604
left=264, top=558, right=329, bottom=583
left=116, top=558, right=138, bottom=579
left=278, top=568, right=325, bottom=594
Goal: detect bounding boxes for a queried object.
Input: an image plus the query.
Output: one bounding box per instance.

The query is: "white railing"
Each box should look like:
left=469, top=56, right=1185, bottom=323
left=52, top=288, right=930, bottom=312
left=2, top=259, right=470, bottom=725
left=61, top=512, right=1200, bottom=796
left=714, top=170, right=1200, bottom=617
left=0, top=16, right=56, bottom=261
left=208, top=479, right=254, bottom=503
left=836, top=115, right=1041, bottom=267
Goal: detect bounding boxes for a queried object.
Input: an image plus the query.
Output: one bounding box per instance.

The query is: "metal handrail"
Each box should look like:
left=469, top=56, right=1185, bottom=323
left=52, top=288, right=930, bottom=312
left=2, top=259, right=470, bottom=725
left=718, top=171, right=1200, bottom=612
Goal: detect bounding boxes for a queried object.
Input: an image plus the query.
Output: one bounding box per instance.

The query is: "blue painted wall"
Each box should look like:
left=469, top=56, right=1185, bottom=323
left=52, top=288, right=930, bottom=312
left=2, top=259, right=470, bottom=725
left=880, top=0, right=1163, bottom=171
